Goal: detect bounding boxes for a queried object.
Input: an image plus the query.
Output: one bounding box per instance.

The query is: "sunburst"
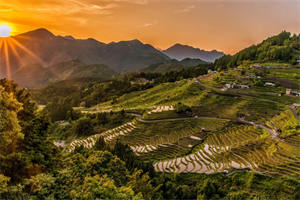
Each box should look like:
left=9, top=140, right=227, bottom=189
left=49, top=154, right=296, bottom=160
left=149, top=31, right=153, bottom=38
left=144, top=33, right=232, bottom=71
left=0, top=27, right=46, bottom=79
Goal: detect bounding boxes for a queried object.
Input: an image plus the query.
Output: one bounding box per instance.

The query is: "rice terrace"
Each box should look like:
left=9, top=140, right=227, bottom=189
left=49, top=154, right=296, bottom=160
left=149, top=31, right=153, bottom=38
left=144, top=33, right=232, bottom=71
left=1, top=1, right=300, bottom=199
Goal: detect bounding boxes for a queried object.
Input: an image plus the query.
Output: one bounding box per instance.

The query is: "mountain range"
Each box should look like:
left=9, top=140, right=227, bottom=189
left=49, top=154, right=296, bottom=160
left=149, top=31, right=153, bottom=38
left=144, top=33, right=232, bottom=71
left=0, top=28, right=226, bottom=87
left=1, top=28, right=169, bottom=76
left=142, top=58, right=208, bottom=73
left=163, top=44, right=224, bottom=62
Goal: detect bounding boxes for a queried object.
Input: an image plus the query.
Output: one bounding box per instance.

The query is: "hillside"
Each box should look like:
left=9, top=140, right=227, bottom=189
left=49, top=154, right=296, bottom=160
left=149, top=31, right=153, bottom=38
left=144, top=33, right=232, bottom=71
left=215, top=31, right=300, bottom=69
left=13, top=60, right=117, bottom=88
left=2, top=32, right=300, bottom=199
left=142, top=58, right=208, bottom=73
left=163, top=43, right=224, bottom=62
left=0, top=28, right=170, bottom=76
left=76, top=61, right=299, bottom=178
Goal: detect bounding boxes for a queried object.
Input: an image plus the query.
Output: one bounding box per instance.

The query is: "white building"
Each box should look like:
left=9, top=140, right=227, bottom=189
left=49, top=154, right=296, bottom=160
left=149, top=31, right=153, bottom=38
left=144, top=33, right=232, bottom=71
left=265, top=82, right=275, bottom=87
left=208, top=69, right=218, bottom=74
left=225, top=83, right=249, bottom=89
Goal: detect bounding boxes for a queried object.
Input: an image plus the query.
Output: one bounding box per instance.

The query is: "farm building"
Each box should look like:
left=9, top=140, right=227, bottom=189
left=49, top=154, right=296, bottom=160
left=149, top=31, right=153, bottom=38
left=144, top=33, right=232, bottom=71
left=208, top=69, right=218, bottom=74
left=247, top=75, right=256, bottom=78
left=265, top=82, right=275, bottom=87
left=292, top=103, right=300, bottom=107
left=286, top=88, right=300, bottom=96
left=225, top=83, right=249, bottom=89
left=251, top=64, right=262, bottom=68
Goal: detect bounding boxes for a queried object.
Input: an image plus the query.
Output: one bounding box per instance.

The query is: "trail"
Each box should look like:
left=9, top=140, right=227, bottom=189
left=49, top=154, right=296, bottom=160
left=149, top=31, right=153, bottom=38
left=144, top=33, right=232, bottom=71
left=289, top=106, right=300, bottom=122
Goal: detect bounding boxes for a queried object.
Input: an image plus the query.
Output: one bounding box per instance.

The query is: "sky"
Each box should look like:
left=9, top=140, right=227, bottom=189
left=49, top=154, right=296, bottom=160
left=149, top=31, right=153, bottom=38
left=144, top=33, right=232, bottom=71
left=0, top=0, right=299, bottom=54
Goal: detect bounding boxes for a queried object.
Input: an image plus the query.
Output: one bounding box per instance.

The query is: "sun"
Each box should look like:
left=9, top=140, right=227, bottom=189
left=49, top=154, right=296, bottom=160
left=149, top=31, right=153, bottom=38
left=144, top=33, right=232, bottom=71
left=0, top=24, right=12, bottom=37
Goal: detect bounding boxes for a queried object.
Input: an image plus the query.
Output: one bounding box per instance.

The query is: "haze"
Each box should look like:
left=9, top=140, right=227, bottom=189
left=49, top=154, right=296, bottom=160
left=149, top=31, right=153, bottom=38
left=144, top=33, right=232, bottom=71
left=0, top=0, right=299, bottom=54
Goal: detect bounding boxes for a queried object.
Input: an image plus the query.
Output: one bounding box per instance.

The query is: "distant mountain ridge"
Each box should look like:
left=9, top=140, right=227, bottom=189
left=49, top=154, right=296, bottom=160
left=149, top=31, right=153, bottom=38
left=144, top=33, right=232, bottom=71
left=0, top=28, right=170, bottom=77
left=163, top=44, right=224, bottom=62
left=12, top=60, right=117, bottom=88
left=142, top=58, right=208, bottom=73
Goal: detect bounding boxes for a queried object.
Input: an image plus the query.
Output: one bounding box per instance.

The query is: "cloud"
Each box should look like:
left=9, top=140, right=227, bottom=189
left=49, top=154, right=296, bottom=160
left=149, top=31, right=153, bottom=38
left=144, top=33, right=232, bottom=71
left=0, top=0, right=118, bottom=16
left=143, top=23, right=153, bottom=27
left=177, top=5, right=196, bottom=13
left=103, top=0, right=148, bottom=4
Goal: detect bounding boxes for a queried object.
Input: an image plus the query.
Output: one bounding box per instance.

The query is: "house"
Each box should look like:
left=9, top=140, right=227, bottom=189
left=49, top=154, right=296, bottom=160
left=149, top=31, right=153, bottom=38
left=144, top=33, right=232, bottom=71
left=287, top=88, right=300, bottom=96
left=264, top=65, right=275, bottom=68
left=296, top=60, right=300, bottom=65
left=237, top=84, right=249, bottom=89
left=225, top=83, right=249, bottom=89
left=247, top=75, right=256, bottom=78
left=291, top=91, right=300, bottom=96
left=252, top=64, right=261, bottom=68
left=208, top=69, right=218, bottom=74
left=265, top=82, right=275, bottom=87
left=232, top=84, right=249, bottom=89
left=293, top=103, right=300, bottom=107
left=225, top=83, right=231, bottom=89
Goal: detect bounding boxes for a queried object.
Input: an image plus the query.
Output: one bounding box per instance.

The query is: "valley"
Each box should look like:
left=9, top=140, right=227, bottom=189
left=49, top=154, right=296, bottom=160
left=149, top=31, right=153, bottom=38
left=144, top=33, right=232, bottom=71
left=1, top=29, right=299, bottom=199
left=62, top=63, right=300, bottom=179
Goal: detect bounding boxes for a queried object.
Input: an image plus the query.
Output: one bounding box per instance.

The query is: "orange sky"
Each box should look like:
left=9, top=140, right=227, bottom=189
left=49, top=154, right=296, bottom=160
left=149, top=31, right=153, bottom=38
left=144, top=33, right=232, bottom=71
left=0, top=0, right=299, bottom=54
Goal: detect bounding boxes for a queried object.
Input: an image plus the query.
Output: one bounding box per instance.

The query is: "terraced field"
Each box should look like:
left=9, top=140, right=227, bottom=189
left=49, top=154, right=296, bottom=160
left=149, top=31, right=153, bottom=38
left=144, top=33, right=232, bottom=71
left=266, top=109, right=300, bottom=138
left=66, top=105, right=300, bottom=178
left=153, top=125, right=264, bottom=173
left=68, top=69, right=300, bottom=178
left=91, top=77, right=289, bottom=124
left=153, top=125, right=300, bottom=177
left=118, top=118, right=228, bottom=161
left=67, top=121, right=137, bottom=152
left=94, top=79, right=206, bottom=111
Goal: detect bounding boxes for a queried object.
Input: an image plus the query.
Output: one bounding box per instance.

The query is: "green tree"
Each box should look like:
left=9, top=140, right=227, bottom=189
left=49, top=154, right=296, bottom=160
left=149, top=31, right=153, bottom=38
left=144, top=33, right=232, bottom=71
left=0, top=86, right=24, bottom=182
left=70, top=175, right=142, bottom=200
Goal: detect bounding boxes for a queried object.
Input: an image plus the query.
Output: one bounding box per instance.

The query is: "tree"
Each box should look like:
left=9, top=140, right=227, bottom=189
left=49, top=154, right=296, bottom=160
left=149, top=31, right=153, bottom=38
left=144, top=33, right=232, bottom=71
left=72, top=116, right=94, bottom=137
left=0, top=174, right=10, bottom=195
left=70, top=175, right=142, bottom=200
left=0, top=86, right=24, bottom=182
left=127, top=170, right=161, bottom=200
left=0, top=79, right=59, bottom=184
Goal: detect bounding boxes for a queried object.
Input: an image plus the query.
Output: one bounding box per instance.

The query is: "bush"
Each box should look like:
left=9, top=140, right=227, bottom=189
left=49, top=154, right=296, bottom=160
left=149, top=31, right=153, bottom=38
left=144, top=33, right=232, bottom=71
left=175, top=102, right=192, bottom=114
left=72, top=117, right=94, bottom=137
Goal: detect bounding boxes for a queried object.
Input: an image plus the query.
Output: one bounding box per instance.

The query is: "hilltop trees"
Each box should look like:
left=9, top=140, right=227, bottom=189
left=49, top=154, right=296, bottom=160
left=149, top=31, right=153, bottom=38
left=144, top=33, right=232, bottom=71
left=215, top=31, right=300, bottom=69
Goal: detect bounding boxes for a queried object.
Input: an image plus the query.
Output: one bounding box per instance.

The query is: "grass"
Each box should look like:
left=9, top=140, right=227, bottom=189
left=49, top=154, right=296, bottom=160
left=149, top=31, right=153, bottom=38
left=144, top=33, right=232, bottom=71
left=267, top=67, right=300, bottom=82
left=92, top=79, right=206, bottom=111
left=266, top=110, right=300, bottom=138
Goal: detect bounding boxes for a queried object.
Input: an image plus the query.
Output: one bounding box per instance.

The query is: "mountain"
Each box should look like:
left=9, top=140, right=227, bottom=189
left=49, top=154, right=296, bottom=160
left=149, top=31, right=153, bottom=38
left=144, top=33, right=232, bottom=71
left=142, top=58, right=208, bottom=73
left=163, top=44, right=224, bottom=62
left=0, top=28, right=170, bottom=77
left=12, top=60, right=117, bottom=88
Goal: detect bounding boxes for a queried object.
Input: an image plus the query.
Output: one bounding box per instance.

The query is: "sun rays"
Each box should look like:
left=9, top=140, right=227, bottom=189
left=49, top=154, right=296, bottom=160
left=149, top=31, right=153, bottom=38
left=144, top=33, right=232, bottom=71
left=0, top=36, right=46, bottom=79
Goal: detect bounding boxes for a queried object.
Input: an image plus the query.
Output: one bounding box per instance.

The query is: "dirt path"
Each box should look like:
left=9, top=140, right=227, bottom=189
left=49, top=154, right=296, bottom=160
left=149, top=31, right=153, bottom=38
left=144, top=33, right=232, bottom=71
left=289, top=106, right=300, bottom=122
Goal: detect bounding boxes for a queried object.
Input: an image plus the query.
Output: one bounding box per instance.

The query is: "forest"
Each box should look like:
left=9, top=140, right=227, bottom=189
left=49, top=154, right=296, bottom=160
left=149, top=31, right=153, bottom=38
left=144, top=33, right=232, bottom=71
left=215, top=31, right=300, bottom=70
